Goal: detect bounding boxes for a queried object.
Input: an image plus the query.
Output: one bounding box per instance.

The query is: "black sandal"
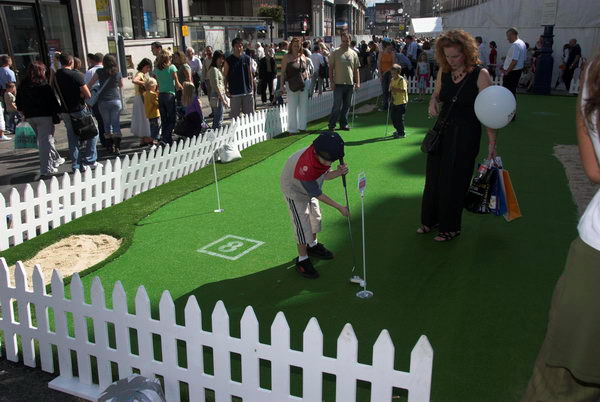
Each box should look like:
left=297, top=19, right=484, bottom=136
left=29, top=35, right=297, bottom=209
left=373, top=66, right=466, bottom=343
left=434, top=231, right=461, bottom=242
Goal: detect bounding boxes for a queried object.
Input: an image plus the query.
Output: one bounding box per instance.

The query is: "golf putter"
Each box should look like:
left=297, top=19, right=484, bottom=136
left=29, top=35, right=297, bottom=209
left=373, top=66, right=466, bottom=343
left=351, top=89, right=356, bottom=128
left=383, top=99, right=391, bottom=138
left=340, top=157, right=359, bottom=274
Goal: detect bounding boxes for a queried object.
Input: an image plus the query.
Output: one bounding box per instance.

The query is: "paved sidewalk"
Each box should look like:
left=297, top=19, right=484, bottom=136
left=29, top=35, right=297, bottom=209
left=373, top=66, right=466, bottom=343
left=0, top=84, right=274, bottom=200
left=0, top=359, right=81, bottom=402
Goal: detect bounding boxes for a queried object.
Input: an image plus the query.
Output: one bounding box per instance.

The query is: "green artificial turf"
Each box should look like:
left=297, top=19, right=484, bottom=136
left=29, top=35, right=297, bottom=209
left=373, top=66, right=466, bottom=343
left=0, top=129, right=316, bottom=280
left=1, top=95, right=580, bottom=401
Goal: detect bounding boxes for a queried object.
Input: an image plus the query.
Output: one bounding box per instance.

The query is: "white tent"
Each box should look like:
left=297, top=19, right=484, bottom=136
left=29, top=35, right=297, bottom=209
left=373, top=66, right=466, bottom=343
left=410, top=17, right=443, bottom=35
left=442, top=0, right=600, bottom=85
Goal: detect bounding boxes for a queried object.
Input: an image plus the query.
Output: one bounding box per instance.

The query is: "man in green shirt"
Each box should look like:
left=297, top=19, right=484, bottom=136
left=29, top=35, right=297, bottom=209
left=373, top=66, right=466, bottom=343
left=328, top=32, right=360, bottom=131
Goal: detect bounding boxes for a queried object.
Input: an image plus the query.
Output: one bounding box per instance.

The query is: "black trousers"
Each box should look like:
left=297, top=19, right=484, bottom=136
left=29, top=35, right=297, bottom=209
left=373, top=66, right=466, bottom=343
left=91, top=102, right=107, bottom=147
left=562, top=68, right=576, bottom=92
left=390, top=103, right=406, bottom=134
left=421, top=123, right=481, bottom=232
left=259, top=78, right=274, bottom=103
left=502, top=69, right=522, bottom=96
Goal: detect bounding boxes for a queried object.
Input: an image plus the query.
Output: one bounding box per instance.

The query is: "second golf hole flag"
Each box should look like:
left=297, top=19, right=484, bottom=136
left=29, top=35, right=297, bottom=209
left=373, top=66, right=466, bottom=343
left=358, top=172, right=367, bottom=196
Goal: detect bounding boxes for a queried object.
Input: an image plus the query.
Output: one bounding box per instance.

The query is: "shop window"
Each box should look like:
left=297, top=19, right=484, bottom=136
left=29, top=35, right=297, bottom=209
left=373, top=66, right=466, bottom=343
left=41, top=3, right=75, bottom=54
left=116, top=0, right=135, bottom=39
left=113, top=0, right=169, bottom=39
left=141, top=0, right=168, bottom=38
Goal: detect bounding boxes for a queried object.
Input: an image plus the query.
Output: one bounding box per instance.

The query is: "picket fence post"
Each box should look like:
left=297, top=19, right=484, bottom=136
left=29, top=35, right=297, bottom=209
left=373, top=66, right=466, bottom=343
left=0, top=264, right=433, bottom=401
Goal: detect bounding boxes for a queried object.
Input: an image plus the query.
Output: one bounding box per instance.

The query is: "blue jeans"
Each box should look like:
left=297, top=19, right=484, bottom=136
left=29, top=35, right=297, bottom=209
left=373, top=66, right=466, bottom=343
left=158, top=93, right=176, bottom=144
left=91, top=102, right=106, bottom=146
left=5, top=111, right=20, bottom=133
left=149, top=117, right=161, bottom=140
left=98, top=99, right=122, bottom=137
left=212, top=100, right=224, bottom=130
left=61, top=109, right=98, bottom=171
left=328, top=84, right=354, bottom=129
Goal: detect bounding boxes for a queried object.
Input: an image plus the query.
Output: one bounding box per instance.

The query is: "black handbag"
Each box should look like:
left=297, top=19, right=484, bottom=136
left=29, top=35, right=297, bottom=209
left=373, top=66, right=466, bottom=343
left=70, top=114, right=98, bottom=140
left=287, top=58, right=306, bottom=92
left=53, top=73, right=98, bottom=140
left=421, top=71, right=471, bottom=154
left=464, top=161, right=498, bottom=214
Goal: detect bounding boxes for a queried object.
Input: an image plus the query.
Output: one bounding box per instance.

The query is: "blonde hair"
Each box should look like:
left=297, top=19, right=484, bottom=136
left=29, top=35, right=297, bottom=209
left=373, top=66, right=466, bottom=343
left=156, top=49, right=172, bottom=70
left=390, top=64, right=402, bottom=74
left=144, top=77, right=157, bottom=91
left=435, top=29, right=481, bottom=73
left=181, top=82, right=196, bottom=107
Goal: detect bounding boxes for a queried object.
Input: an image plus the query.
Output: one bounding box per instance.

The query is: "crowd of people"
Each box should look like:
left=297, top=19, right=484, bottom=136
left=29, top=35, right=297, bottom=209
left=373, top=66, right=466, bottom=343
left=0, top=30, right=586, bottom=179
left=0, top=22, right=598, bottom=402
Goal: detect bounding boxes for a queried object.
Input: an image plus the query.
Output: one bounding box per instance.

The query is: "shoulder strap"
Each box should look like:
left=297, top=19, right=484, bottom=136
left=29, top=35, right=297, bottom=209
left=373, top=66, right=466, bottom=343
left=52, top=72, right=67, bottom=112
left=94, top=73, right=112, bottom=96
left=436, top=69, right=474, bottom=129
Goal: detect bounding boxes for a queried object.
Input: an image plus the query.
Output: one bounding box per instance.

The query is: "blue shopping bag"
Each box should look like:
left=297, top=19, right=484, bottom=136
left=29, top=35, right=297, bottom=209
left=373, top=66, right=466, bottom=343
left=488, top=160, right=508, bottom=216
left=14, top=122, right=37, bottom=149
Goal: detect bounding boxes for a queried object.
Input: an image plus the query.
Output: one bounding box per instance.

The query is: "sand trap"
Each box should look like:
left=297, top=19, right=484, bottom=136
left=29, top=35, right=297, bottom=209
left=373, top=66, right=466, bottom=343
left=9, top=235, right=121, bottom=287
left=354, top=104, right=378, bottom=114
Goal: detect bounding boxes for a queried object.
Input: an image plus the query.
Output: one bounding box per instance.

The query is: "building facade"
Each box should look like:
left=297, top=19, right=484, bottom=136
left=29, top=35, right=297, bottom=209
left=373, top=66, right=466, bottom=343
left=0, top=0, right=367, bottom=81
left=0, top=0, right=184, bottom=78
left=0, top=0, right=79, bottom=78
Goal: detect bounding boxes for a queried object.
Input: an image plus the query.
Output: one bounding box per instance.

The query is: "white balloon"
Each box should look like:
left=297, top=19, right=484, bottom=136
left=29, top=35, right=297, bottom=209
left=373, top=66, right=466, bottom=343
left=474, top=85, right=516, bottom=129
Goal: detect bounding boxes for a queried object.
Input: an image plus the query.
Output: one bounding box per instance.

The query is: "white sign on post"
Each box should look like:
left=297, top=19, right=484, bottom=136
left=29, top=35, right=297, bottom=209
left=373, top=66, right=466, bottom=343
left=358, top=172, right=367, bottom=196
left=541, top=0, right=558, bottom=25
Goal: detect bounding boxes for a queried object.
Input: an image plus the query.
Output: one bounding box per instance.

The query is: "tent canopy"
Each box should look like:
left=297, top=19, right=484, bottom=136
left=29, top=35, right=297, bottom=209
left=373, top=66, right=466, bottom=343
left=410, top=17, right=443, bottom=35
left=442, top=0, right=600, bottom=83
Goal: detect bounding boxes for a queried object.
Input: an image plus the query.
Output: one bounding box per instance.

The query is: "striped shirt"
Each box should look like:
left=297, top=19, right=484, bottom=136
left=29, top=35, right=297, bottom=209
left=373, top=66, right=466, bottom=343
left=275, top=51, right=286, bottom=76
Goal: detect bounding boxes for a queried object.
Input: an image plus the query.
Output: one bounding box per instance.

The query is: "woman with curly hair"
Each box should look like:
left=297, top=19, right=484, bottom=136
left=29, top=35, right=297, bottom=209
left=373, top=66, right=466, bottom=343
left=418, top=29, right=497, bottom=241
left=521, top=51, right=600, bottom=401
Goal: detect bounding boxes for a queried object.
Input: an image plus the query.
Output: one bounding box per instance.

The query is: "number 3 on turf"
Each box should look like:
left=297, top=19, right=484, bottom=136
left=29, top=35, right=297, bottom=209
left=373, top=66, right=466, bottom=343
left=218, top=241, right=245, bottom=253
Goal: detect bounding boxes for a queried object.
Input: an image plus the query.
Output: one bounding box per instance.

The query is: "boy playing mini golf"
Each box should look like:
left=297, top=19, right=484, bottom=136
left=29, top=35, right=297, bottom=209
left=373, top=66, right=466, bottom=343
left=280, top=132, right=349, bottom=278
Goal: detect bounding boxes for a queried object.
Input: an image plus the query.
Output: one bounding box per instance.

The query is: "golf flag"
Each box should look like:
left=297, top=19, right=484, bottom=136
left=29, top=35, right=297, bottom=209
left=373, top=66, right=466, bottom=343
left=358, top=172, right=367, bottom=196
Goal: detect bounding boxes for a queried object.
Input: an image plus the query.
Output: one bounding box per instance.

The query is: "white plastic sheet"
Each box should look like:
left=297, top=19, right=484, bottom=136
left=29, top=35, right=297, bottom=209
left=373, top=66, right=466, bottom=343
left=442, top=0, right=600, bottom=84
left=410, top=17, right=443, bottom=35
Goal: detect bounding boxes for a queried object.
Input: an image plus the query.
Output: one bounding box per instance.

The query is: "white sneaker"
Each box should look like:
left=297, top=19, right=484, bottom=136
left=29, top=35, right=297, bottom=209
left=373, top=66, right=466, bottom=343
left=53, top=157, right=66, bottom=168
left=0, top=135, right=12, bottom=141
left=41, top=167, right=58, bottom=177
left=81, top=162, right=99, bottom=172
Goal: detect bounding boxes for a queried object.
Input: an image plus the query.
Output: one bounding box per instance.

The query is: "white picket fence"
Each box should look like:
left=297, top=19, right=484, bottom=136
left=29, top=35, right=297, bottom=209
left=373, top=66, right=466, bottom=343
left=0, top=75, right=504, bottom=251
left=0, top=259, right=434, bottom=401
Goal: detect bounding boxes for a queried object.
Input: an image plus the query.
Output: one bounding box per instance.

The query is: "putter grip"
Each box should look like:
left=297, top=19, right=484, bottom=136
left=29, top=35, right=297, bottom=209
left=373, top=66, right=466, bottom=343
left=340, top=157, right=347, bottom=187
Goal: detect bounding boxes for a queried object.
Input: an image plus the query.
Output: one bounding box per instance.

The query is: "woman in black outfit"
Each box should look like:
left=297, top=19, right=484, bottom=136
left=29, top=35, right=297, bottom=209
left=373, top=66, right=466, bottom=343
left=15, top=61, right=63, bottom=177
left=418, top=29, right=498, bottom=242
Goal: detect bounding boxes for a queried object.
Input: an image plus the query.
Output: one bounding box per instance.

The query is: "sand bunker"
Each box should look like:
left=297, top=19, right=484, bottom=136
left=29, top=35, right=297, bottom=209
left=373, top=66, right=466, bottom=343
left=354, top=104, right=378, bottom=114
left=9, top=235, right=121, bottom=287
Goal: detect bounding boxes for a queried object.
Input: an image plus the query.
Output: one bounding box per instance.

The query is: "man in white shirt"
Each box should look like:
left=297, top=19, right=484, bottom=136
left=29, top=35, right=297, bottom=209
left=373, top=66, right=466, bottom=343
left=84, top=53, right=103, bottom=86
left=84, top=52, right=105, bottom=146
left=255, top=42, right=265, bottom=59
left=500, top=27, right=526, bottom=100
left=476, top=36, right=489, bottom=66
left=310, top=45, right=325, bottom=94
left=186, top=47, right=202, bottom=92
left=405, top=35, right=418, bottom=67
